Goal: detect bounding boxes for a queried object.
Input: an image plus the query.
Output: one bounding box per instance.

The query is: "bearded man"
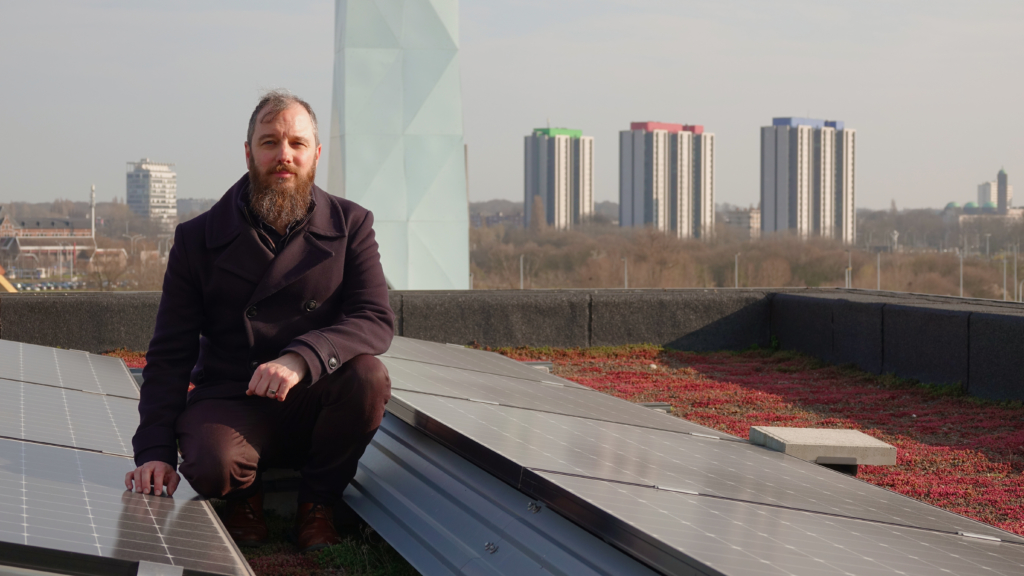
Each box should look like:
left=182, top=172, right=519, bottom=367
left=126, top=91, right=394, bottom=552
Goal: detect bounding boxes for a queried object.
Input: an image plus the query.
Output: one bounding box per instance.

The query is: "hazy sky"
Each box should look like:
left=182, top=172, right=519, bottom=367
left=2, top=1, right=1022, bottom=210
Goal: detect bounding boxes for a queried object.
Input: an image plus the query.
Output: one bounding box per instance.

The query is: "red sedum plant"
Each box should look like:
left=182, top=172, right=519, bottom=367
left=494, top=345, right=1024, bottom=537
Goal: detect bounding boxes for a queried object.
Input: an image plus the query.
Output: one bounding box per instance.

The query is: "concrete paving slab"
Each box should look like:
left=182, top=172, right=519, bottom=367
left=749, top=426, right=896, bottom=466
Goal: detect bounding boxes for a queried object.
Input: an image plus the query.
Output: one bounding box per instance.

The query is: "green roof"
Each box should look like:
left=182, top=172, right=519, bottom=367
left=999, top=167, right=1007, bottom=175
left=533, top=128, right=583, bottom=138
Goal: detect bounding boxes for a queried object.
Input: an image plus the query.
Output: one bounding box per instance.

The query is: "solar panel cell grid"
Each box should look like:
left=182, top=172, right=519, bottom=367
left=0, top=379, right=137, bottom=456
left=0, top=438, right=249, bottom=575
left=382, top=356, right=737, bottom=439
left=383, top=336, right=589, bottom=389
left=530, top=471, right=1024, bottom=576
left=0, top=340, right=139, bottom=399
left=389, top=390, right=1021, bottom=544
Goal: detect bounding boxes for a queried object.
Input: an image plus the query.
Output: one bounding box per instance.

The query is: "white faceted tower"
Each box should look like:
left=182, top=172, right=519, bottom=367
left=329, top=0, right=469, bottom=289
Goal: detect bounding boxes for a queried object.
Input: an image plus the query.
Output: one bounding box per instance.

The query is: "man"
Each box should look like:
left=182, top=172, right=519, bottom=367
left=126, top=91, right=394, bottom=552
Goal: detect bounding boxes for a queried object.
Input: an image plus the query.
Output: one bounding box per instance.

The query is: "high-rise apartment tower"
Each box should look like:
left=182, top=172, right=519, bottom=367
left=998, top=168, right=1012, bottom=212
left=126, top=158, right=178, bottom=230
left=761, top=118, right=855, bottom=244
left=524, top=128, right=594, bottom=230
left=619, top=122, right=715, bottom=239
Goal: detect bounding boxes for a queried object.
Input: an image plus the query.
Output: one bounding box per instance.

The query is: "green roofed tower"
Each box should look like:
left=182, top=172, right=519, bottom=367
left=524, top=127, right=594, bottom=230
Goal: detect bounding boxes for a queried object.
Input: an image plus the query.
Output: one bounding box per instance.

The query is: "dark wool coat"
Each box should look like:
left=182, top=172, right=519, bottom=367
left=132, top=175, right=395, bottom=469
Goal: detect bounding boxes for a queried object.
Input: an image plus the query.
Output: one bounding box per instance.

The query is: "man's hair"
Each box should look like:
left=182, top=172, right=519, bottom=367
left=247, top=90, right=319, bottom=147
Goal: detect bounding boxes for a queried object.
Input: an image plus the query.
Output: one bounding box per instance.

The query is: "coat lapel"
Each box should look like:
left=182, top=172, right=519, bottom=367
left=245, top=185, right=348, bottom=306
left=214, top=228, right=274, bottom=285
left=206, top=175, right=275, bottom=285
left=247, top=232, right=335, bottom=306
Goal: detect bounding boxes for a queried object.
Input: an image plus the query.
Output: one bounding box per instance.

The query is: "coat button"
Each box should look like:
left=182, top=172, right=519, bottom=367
left=246, top=306, right=257, bottom=319
left=250, top=360, right=259, bottom=370
left=304, top=299, right=318, bottom=312
left=328, top=357, right=339, bottom=369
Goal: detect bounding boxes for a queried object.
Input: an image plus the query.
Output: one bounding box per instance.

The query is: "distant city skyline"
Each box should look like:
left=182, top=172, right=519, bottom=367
left=1, top=1, right=1022, bottom=211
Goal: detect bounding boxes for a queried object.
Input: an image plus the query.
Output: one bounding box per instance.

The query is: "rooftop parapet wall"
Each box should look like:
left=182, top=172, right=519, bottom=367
left=4, top=289, right=1024, bottom=400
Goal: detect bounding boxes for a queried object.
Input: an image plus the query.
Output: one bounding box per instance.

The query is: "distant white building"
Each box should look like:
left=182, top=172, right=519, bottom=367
left=619, top=122, right=715, bottom=239
left=722, top=207, right=761, bottom=240
left=524, top=128, right=594, bottom=230
left=978, top=181, right=997, bottom=206
left=761, top=118, right=855, bottom=244
left=127, top=159, right=177, bottom=230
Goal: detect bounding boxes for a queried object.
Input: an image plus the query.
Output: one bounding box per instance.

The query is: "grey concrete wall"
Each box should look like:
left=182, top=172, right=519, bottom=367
left=0, top=292, right=161, bottom=353
left=5, top=288, right=1024, bottom=400
left=770, top=290, right=1024, bottom=400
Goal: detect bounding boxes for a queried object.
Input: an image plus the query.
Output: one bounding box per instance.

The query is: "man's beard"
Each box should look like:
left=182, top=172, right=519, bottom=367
left=247, top=157, right=315, bottom=229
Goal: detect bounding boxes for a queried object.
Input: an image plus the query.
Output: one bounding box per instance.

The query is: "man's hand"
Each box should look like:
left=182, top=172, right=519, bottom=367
left=125, top=461, right=180, bottom=496
left=247, top=352, right=308, bottom=401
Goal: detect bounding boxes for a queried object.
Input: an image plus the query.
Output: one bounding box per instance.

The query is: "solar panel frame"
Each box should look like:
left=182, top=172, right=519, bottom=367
left=0, top=379, right=137, bottom=456
left=0, top=438, right=252, bottom=576
left=523, top=470, right=1024, bottom=576
left=0, top=340, right=139, bottom=399
left=382, top=356, right=739, bottom=440
left=382, top=336, right=590, bottom=389
left=387, top=390, right=1022, bottom=544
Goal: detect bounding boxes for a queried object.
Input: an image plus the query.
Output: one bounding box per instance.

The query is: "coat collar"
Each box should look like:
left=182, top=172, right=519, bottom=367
left=206, top=173, right=347, bottom=250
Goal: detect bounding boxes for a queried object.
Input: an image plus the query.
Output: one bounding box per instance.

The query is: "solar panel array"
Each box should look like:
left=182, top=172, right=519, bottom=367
left=384, top=339, right=1024, bottom=575
left=0, top=339, right=251, bottom=576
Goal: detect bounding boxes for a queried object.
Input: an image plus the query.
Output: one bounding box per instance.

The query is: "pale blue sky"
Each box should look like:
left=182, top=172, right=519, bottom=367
left=1, top=1, right=1022, bottom=209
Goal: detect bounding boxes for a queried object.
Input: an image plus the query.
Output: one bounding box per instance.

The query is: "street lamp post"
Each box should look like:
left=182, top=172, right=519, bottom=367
left=877, top=252, right=881, bottom=291
left=622, top=257, right=628, bottom=289
left=960, top=249, right=964, bottom=298
left=734, top=253, right=740, bottom=288
left=519, top=254, right=524, bottom=290
left=986, top=234, right=992, bottom=259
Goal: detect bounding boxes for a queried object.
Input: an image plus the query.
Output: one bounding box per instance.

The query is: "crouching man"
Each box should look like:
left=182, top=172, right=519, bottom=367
left=126, top=91, right=394, bottom=552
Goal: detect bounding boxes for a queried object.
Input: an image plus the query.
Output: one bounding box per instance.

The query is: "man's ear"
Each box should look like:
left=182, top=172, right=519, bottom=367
left=244, top=141, right=251, bottom=164
left=314, top=143, right=322, bottom=167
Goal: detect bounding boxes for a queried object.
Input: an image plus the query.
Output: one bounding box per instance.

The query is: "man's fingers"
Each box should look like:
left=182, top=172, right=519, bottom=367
left=252, top=369, right=272, bottom=397
left=167, top=471, right=181, bottom=496
left=247, top=366, right=263, bottom=395
left=141, top=466, right=154, bottom=494
left=276, top=379, right=293, bottom=401
left=125, top=471, right=133, bottom=491
left=133, top=468, right=143, bottom=493
left=153, top=467, right=165, bottom=496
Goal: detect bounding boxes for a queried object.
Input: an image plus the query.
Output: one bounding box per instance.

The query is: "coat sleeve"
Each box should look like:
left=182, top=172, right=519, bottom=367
left=132, top=224, right=204, bottom=469
left=283, top=209, right=394, bottom=383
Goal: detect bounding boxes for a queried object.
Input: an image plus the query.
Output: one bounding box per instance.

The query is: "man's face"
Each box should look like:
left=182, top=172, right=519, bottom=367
left=244, top=103, right=322, bottom=227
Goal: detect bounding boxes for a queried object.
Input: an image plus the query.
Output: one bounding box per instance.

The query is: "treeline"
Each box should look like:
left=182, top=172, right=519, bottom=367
left=470, top=222, right=1018, bottom=300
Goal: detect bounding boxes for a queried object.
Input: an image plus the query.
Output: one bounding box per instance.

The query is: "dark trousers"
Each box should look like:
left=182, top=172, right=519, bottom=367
left=176, top=354, right=391, bottom=504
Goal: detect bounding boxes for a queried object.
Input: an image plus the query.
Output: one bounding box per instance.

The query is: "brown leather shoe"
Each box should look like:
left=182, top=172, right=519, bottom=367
left=293, top=502, right=342, bottom=552
left=222, top=491, right=270, bottom=547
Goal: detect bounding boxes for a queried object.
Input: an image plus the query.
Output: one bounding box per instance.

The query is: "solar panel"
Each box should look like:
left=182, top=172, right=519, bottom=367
left=0, top=438, right=250, bottom=576
left=524, top=471, right=1024, bottom=576
left=382, top=356, right=738, bottom=440
left=387, top=390, right=1021, bottom=544
left=0, top=340, right=139, bottom=399
left=0, top=379, right=137, bottom=456
left=383, top=336, right=589, bottom=389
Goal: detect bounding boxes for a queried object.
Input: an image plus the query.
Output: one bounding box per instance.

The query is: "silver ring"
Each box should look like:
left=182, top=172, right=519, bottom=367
left=268, top=389, right=277, bottom=397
